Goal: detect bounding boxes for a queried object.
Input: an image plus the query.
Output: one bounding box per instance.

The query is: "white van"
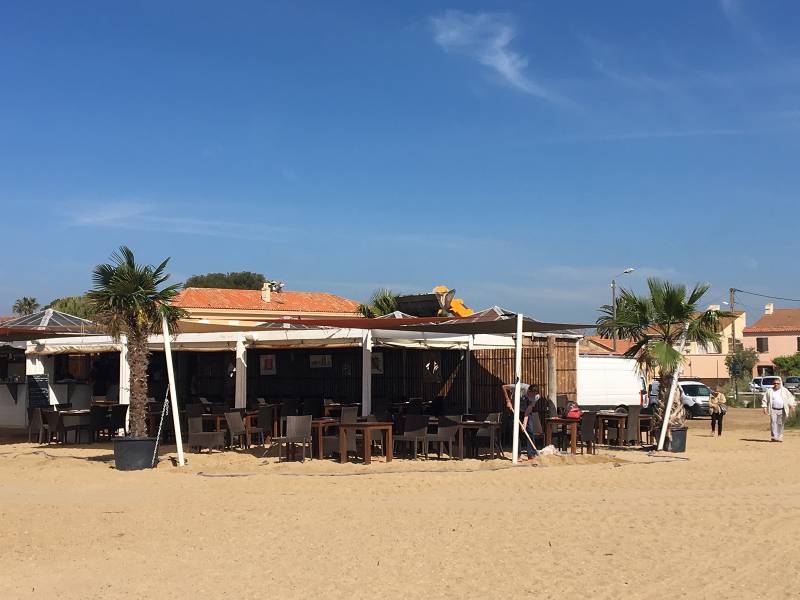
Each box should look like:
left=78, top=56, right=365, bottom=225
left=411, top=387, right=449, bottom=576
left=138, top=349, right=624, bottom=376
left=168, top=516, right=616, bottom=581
left=577, top=356, right=647, bottom=411
left=648, top=379, right=712, bottom=417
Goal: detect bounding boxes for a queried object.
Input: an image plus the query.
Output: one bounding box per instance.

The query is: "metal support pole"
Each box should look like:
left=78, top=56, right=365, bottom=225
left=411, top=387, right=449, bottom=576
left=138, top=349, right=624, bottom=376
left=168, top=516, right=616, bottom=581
left=512, top=313, right=523, bottom=464
left=162, top=317, right=185, bottom=467
left=361, top=330, right=373, bottom=417
left=657, top=323, right=689, bottom=451
left=465, top=335, right=473, bottom=414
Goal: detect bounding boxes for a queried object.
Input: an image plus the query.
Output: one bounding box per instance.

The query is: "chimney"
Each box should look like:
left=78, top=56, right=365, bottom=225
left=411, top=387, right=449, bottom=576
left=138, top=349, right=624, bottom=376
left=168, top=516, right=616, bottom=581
left=261, top=283, right=271, bottom=303
left=765, top=303, right=774, bottom=315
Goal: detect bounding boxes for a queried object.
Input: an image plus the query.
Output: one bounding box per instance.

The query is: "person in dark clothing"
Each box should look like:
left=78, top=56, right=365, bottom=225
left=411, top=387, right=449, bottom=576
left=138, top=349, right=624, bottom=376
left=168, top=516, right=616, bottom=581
left=502, top=383, right=542, bottom=459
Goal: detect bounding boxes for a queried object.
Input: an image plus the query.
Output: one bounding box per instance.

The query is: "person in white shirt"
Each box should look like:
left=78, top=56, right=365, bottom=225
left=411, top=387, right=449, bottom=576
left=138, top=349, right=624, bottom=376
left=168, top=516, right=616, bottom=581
left=761, top=378, right=797, bottom=442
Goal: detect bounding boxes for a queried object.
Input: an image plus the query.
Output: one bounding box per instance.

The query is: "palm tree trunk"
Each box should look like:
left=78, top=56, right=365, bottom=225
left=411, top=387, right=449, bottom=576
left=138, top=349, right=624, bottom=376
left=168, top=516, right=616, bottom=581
left=654, top=371, right=686, bottom=431
left=127, top=331, right=150, bottom=438
left=653, top=373, right=671, bottom=430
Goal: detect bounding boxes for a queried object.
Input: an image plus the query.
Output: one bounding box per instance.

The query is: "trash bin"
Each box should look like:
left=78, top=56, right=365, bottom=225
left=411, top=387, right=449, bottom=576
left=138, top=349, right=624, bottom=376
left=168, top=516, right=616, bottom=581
left=668, top=427, right=688, bottom=452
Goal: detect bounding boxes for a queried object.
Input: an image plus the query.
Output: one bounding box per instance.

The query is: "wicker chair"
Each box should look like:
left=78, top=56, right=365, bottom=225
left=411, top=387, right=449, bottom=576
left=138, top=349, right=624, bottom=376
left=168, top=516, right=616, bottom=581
left=270, top=415, right=312, bottom=461
left=224, top=412, right=264, bottom=449
left=426, top=415, right=461, bottom=459
left=187, top=417, right=225, bottom=452
left=90, top=406, right=112, bottom=442
left=28, top=408, right=48, bottom=444
left=578, top=411, right=596, bottom=455
left=393, top=414, right=429, bottom=459
left=109, top=404, right=129, bottom=436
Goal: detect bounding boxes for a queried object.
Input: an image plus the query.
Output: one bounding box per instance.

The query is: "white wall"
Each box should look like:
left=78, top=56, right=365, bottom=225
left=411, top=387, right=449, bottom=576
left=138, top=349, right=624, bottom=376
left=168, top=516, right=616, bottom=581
left=578, top=355, right=645, bottom=408
left=0, top=384, right=27, bottom=429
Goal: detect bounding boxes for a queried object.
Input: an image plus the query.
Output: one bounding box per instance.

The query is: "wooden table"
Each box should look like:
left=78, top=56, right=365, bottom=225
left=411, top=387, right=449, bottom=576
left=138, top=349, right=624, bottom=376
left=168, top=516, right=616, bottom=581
left=311, top=418, right=338, bottom=459
left=544, top=417, right=579, bottom=454
left=338, top=422, right=393, bottom=465
left=640, top=414, right=654, bottom=445
left=595, top=411, right=628, bottom=445
left=458, top=421, right=501, bottom=460
left=204, top=412, right=258, bottom=432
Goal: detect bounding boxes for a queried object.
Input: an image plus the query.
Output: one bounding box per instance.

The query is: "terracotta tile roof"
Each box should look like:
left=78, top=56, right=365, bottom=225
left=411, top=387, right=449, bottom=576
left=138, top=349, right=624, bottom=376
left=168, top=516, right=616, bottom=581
left=580, top=336, right=638, bottom=355
left=173, top=287, right=361, bottom=314
left=743, top=308, right=800, bottom=334
left=0, top=316, right=13, bottom=323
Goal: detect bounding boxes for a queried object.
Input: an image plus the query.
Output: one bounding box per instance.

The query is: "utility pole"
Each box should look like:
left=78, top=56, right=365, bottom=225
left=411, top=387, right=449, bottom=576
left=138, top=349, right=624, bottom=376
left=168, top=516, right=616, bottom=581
left=611, top=268, right=635, bottom=353
left=612, top=279, right=618, bottom=353
left=729, top=287, right=739, bottom=404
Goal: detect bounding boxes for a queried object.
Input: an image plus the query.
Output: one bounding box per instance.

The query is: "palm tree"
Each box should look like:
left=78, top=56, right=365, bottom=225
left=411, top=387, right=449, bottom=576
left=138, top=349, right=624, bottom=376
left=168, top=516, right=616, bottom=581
left=357, top=288, right=399, bottom=318
left=596, top=278, right=723, bottom=429
left=12, top=297, right=39, bottom=316
left=87, top=247, right=185, bottom=438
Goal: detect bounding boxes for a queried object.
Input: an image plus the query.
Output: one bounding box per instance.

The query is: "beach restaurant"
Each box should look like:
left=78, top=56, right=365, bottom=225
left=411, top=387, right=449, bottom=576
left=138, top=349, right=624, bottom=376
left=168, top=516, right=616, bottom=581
left=2, top=308, right=584, bottom=433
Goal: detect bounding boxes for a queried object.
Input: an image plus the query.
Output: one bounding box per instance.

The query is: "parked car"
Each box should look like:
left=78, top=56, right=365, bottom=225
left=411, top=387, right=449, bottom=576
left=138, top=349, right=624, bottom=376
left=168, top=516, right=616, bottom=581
left=648, top=380, right=713, bottom=417
left=749, top=376, right=781, bottom=392
left=783, top=376, right=800, bottom=392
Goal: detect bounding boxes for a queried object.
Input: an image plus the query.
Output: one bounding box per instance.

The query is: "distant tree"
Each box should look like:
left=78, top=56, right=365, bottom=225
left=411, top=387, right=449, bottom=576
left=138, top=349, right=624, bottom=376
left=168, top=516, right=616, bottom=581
left=12, top=297, right=39, bottom=316
left=725, top=347, right=758, bottom=378
left=47, top=295, right=96, bottom=320
left=772, top=353, right=800, bottom=376
left=184, top=271, right=266, bottom=290
left=358, top=289, right=399, bottom=318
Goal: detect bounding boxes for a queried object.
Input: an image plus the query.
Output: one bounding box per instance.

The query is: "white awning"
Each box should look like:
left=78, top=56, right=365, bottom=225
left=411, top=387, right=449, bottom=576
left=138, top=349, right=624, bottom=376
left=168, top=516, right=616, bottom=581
left=27, top=342, right=121, bottom=356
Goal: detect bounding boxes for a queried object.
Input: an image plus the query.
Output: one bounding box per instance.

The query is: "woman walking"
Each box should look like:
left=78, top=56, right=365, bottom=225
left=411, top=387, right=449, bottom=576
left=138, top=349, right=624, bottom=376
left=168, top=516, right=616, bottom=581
left=709, top=389, right=727, bottom=436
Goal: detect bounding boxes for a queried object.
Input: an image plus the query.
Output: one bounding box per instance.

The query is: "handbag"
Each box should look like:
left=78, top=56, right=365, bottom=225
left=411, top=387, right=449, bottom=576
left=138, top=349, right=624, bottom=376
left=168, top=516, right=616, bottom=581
left=564, top=401, right=582, bottom=419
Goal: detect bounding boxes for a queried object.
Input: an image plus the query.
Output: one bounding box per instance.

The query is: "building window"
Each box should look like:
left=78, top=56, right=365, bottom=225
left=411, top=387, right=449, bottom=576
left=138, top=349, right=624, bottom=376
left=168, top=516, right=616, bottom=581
left=797, top=337, right=800, bottom=352
left=756, top=337, right=769, bottom=353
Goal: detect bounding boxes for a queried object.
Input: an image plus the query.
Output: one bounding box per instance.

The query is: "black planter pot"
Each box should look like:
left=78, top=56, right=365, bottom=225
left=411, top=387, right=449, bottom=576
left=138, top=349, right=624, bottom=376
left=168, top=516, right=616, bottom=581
left=114, top=437, right=158, bottom=471
left=668, top=427, right=688, bottom=453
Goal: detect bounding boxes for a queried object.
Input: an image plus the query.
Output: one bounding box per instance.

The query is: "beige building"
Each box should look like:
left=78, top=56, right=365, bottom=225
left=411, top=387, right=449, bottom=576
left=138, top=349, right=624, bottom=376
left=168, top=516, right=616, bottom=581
left=172, top=284, right=362, bottom=332
left=681, top=309, right=747, bottom=387
left=581, top=308, right=747, bottom=388
left=743, top=304, right=800, bottom=375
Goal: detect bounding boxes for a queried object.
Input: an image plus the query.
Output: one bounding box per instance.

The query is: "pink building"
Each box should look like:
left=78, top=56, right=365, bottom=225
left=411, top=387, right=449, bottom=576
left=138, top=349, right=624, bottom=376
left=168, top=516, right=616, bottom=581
left=742, top=304, right=800, bottom=375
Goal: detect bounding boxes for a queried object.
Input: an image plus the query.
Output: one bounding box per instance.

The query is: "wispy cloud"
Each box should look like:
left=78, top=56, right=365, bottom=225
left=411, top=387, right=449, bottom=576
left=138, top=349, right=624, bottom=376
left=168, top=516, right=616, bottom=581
left=720, top=0, right=767, bottom=50
left=70, top=201, right=292, bottom=240
left=430, top=10, right=569, bottom=106
left=546, top=127, right=766, bottom=143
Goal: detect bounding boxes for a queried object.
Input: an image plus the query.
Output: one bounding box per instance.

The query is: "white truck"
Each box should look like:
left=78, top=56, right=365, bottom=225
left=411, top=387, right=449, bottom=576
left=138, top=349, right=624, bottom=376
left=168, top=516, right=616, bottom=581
left=577, top=355, right=647, bottom=411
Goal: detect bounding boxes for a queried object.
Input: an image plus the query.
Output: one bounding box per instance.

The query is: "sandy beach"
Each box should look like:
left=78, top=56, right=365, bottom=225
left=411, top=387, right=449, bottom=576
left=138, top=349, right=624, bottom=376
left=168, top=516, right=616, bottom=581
left=1, top=408, right=798, bottom=599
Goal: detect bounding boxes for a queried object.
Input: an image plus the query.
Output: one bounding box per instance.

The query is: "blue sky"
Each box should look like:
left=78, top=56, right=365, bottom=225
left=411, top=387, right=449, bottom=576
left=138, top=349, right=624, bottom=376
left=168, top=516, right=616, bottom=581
left=1, top=0, right=799, bottom=322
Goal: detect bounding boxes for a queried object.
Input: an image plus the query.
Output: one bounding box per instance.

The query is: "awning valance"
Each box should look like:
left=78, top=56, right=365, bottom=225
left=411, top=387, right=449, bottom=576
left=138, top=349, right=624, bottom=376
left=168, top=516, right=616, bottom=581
left=26, top=343, right=122, bottom=356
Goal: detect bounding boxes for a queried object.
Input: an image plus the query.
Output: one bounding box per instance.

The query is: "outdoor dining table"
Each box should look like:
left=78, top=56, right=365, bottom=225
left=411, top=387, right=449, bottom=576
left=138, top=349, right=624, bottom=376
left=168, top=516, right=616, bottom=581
left=338, top=422, right=393, bottom=465
left=458, top=420, right=501, bottom=460
left=544, top=416, right=579, bottom=454
left=595, top=411, right=628, bottom=445
left=311, top=417, right=338, bottom=459
left=203, top=411, right=258, bottom=432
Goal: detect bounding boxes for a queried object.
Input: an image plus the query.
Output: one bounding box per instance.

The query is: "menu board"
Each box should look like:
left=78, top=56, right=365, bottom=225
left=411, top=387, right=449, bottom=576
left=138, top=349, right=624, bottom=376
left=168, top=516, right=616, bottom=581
left=27, top=374, right=50, bottom=408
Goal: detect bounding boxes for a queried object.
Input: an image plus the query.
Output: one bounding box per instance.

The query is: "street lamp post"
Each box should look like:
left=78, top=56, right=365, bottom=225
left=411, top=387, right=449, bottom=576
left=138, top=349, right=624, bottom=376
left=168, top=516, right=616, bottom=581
left=612, top=268, right=636, bottom=353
